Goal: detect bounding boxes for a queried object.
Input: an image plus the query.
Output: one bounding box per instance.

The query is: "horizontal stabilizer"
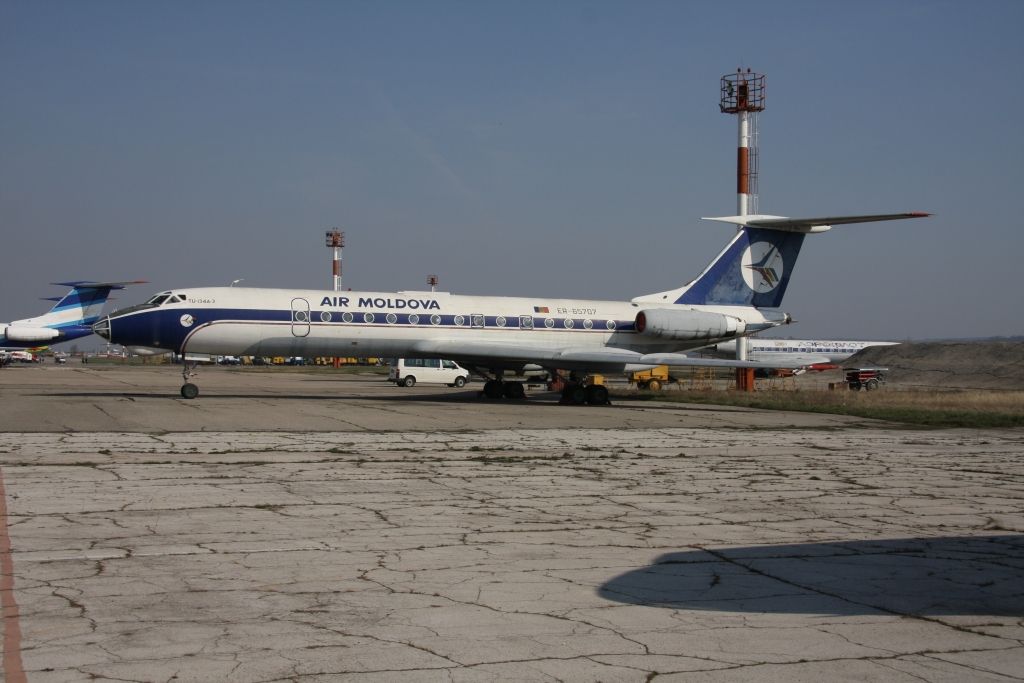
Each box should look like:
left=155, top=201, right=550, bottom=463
left=51, top=280, right=148, bottom=289
left=702, top=212, right=930, bottom=233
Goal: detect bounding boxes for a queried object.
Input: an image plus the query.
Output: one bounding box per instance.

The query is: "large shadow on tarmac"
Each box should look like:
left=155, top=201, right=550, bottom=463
left=40, top=390, right=566, bottom=404
left=598, top=535, right=1024, bottom=616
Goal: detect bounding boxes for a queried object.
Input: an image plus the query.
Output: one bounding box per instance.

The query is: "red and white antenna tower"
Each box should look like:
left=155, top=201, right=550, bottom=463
left=720, top=69, right=765, bottom=384
left=427, top=274, right=439, bottom=292
left=720, top=68, right=765, bottom=218
left=325, top=229, right=345, bottom=291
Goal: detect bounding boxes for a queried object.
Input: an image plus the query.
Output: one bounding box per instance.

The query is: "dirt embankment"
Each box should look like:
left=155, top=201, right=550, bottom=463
left=848, top=341, right=1024, bottom=390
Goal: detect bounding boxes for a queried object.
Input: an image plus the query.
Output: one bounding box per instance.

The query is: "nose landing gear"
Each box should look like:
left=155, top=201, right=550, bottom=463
left=180, top=358, right=200, bottom=399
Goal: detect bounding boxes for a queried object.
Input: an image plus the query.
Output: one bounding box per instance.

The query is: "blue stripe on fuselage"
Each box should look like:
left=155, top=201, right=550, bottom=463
left=107, top=307, right=637, bottom=351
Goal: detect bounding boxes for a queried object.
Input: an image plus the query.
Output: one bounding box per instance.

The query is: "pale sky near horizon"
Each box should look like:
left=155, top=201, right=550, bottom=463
left=2, top=0, right=1022, bottom=341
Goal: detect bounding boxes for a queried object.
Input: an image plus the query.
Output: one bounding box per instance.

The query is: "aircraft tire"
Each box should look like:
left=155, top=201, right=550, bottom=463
left=483, top=380, right=503, bottom=399
left=562, top=385, right=587, bottom=405
left=180, top=383, right=199, bottom=400
left=585, top=384, right=609, bottom=405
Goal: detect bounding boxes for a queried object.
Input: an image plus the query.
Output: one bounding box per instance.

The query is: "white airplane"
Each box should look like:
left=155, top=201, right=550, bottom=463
left=93, top=212, right=928, bottom=401
left=2, top=281, right=142, bottom=350
left=704, top=338, right=899, bottom=369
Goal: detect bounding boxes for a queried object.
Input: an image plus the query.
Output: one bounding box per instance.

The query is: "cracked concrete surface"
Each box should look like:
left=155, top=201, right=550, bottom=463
left=1, top=367, right=1022, bottom=681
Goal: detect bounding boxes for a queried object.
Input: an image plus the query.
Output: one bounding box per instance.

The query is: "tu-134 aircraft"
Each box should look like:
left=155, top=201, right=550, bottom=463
left=93, top=213, right=928, bottom=401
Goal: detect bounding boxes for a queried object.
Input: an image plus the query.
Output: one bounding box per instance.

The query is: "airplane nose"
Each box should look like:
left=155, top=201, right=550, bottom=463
left=92, top=316, right=111, bottom=340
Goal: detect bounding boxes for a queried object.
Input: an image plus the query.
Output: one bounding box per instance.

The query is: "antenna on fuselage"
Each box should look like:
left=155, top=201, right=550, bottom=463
left=427, top=274, right=438, bottom=292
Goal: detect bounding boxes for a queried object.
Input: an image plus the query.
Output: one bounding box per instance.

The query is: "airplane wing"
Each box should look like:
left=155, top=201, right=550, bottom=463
left=410, top=339, right=802, bottom=371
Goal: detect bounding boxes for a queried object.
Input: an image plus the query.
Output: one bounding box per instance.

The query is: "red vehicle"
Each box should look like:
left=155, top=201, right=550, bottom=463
left=844, top=367, right=887, bottom=391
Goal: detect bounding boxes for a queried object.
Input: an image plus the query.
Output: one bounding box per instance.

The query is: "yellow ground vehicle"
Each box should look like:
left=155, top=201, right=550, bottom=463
left=627, top=365, right=677, bottom=391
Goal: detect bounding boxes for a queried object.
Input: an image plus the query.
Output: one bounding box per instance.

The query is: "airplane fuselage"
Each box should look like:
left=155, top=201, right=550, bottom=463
left=707, top=338, right=899, bottom=365
left=97, top=286, right=785, bottom=372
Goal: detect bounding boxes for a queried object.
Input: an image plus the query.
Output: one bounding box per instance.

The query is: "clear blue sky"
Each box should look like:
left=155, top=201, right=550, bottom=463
left=2, top=0, right=1022, bottom=340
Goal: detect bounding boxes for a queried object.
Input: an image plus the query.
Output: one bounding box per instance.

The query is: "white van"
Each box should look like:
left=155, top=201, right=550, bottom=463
left=389, top=358, right=470, bottom=388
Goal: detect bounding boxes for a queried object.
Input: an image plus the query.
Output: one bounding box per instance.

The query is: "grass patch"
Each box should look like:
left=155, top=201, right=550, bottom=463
left=612, top=388, right=1024, bottom=429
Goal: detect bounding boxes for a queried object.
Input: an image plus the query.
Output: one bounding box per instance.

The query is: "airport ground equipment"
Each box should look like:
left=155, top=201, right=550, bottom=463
left=844, top=367, right=887, bottom=391
left=628, top=365, right=678, bottom=391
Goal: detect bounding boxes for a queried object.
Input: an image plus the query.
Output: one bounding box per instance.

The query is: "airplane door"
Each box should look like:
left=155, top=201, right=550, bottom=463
left=290, top=298, right=311, bottom=337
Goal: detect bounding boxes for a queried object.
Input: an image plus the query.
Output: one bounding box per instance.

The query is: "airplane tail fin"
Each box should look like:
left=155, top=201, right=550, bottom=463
left=34, top=281, right=145, bottom=326
left=634, top=213, right=928, bottom=308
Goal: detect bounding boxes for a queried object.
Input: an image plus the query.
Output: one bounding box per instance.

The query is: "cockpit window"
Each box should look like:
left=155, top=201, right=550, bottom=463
left=146, top=294, right=171, bottom=306
left=170, top=294, right=186, bottom=303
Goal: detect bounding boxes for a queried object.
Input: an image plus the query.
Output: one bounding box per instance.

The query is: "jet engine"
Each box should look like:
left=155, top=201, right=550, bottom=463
left=634, top=309, right=744, bottom=341
left=3, top=326, right=61, bottom=342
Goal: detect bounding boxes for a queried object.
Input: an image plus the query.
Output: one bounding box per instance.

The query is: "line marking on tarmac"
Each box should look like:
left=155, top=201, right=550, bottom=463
left=0, top=467, right=26, bottom=683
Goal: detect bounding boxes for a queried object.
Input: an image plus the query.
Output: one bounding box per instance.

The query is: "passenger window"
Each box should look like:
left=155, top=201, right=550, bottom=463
left=427, top=359, right=440, bottom=368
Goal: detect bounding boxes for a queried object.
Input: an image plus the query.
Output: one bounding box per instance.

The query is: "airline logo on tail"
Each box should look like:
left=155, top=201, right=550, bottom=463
left=742, top=242, right=784, bottom=293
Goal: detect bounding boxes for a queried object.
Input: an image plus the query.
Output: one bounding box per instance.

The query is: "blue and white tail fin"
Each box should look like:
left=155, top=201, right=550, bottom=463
left=3, top=281, right=144, bottom=349
left=20, top=281, right=143, bottom=328
left=633, top=213, right=929, bottom=308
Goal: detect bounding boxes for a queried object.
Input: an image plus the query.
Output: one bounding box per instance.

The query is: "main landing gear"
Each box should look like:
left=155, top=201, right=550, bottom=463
left=552, top=370, right=610, bottom=406
left=470, top=366, right=528, bottom=401
left=474, top=368, right=611, bottom=405
left=481, top=379, right=527, bottom=400
left=558, top=382, right=610, bottom=406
